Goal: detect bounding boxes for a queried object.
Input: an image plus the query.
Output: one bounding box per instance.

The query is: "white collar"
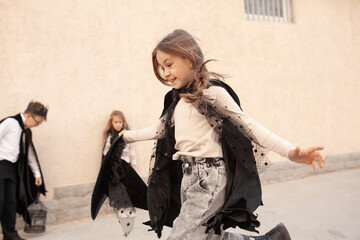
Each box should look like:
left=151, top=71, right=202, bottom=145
left=20, top=113, right=27, bottom=128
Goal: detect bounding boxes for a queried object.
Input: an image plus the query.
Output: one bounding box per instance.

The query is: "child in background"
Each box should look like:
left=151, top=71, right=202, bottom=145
left=103, top=110, right=136, bottom=168
left=118, top=29, right=324, bottom=240
left=0, top=101, right=48, bottom=240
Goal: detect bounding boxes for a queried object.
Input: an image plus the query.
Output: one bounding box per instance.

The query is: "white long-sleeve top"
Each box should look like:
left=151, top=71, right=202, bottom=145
left=124, top=86, right=296, bottom=160
left=0, top=113, right=41, bottom=177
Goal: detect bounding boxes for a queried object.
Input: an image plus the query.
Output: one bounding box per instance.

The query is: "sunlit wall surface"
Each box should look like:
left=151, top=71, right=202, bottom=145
left=1, top=0, right=359, bottom=198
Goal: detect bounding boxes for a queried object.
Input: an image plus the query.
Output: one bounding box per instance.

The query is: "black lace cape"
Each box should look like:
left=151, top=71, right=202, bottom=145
left=91, top=137, right=148, bottom=219
left=91, top=80, right=263, bottom=238
left=0, top=114, right=47, bottom=224
left=147, top=80, right=262, bottom=237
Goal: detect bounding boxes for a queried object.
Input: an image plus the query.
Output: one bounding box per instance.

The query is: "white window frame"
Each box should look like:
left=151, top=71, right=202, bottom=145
left=244, top=0, right=294, bottom=23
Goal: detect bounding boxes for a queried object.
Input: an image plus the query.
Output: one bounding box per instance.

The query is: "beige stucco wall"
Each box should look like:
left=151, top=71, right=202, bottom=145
left=0, top=0, right=359, bottom=199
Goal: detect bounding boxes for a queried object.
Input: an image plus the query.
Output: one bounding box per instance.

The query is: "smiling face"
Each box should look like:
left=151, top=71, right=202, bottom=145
left=156, top=50, right=194, bottom=89
left=112, top=116, right=124, bottom=132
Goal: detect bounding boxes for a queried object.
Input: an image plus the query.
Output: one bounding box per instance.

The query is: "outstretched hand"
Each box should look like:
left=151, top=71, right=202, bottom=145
left=118, top=130, right=125, bottom=137
left=288, top=146, right=325, bottom=172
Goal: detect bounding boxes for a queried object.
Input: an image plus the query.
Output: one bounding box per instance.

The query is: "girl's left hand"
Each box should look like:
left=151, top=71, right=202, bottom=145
left=288, top=146, right=325, bottom=172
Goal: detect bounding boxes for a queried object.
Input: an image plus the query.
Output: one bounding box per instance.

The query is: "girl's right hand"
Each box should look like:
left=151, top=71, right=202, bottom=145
left=118, top=130, right=125, bottom=137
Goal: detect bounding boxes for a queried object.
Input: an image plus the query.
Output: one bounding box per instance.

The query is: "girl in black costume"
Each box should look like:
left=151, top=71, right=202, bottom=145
left=117, top=29, right=324, bottom=240
left=102, top=110, right=136, bottom=168
left=101, top=110, right=138, bottom=236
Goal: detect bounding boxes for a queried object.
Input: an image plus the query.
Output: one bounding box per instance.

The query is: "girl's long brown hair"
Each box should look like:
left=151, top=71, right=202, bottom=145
left=152, top=29, right=224, bottom=104
left=102, top=110, right=130, bottom=144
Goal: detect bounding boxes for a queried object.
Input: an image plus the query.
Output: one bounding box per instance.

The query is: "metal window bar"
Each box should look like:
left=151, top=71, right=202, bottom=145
left=264, top=0, right=270, bottom=21
left=244, top=0, right=293, bottom=23
left=259, top=0, right=264, bottom=21
left=268, top=0, right=274, bottom=21
left=255, top=0, right=260, bottom=21
left=275, top=0, right=280, bottom=22
left=278, top=0, right=284, bottom=22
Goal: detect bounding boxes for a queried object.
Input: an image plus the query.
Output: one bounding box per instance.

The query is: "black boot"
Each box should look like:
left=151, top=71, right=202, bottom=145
left=252, top=223, right=291, bottom=240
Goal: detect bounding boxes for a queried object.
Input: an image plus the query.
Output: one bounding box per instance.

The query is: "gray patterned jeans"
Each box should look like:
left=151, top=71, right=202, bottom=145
left=167, top=157, right=246, bottom=240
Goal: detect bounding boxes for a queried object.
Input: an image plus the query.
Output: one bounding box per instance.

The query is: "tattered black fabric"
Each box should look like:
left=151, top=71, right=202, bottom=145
left=146, top=79, right=264, bottom=237
left=0, top=114, right=47, bottom=224
left=91, top=137, right=148, bottom=220
left=92, top=79, right=266, bottom=238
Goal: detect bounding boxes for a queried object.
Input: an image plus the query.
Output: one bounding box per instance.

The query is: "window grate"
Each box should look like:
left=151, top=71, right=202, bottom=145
left=244, top=0, right=294, bottom=23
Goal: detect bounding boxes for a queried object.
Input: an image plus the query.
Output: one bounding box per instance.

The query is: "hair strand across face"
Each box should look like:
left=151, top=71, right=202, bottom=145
left=152, top=29, right=224, bottom=104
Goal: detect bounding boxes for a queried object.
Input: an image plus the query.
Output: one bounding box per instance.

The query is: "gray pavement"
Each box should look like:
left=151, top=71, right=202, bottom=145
left=13, top=168, right=360, bottom=239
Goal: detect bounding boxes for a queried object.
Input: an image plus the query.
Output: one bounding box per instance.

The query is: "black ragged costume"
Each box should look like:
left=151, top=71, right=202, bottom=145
left=91, top=137, right=148, bottom=219
left=147, top=79, right=264, bottom=237
left=0, top=114, right=46, bottom=224
left=92, top=136, right=148, bottom=237
left=92, top=79, right=268, bottom=238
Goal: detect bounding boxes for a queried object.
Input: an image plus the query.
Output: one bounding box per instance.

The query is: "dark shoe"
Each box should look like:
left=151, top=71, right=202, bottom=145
left=3, top=235, right=26, bottom=240
left=253, top=223, right=291, bottom=240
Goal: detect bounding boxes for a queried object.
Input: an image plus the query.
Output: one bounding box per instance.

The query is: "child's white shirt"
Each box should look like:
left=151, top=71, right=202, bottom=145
left=0, top=114, right=41, bottom=177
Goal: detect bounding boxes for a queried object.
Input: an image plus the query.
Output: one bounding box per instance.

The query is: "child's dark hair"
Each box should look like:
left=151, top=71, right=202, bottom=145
left=152, top=29, right=224, bottom=104
left=25, top=101, right=48, bottom=120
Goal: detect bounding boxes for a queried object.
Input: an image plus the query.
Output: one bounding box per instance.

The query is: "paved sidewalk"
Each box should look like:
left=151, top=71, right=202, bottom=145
left=13, top=168, right=360, bottom=239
